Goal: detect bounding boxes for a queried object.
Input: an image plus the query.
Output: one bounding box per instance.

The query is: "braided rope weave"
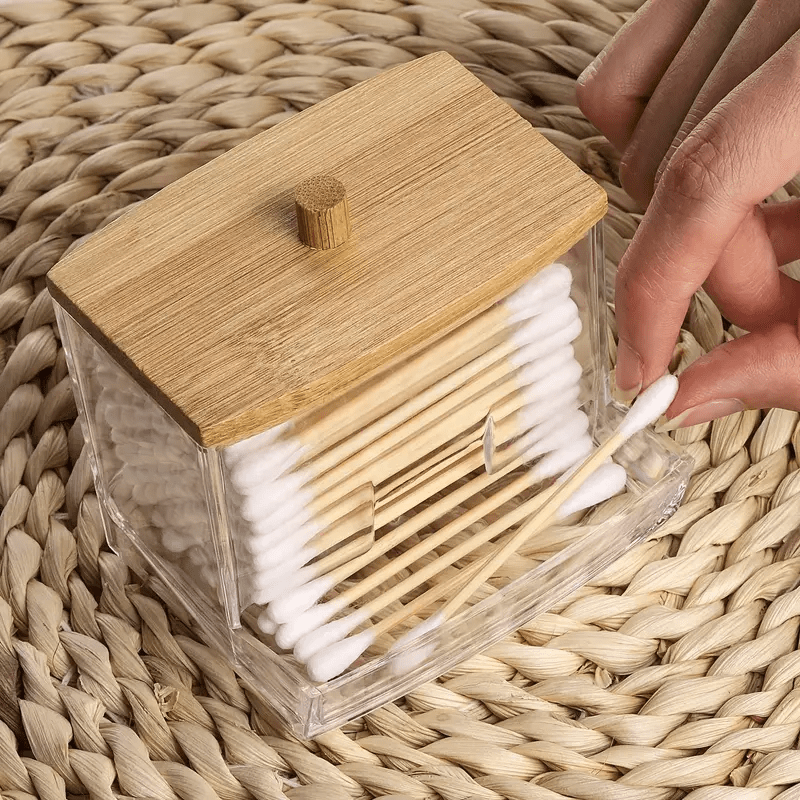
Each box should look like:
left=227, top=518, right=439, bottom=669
left=2, top=0, right=800, bottom=797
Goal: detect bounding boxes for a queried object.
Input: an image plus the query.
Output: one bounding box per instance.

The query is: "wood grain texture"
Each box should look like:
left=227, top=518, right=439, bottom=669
left=47, top=52, right=607, bottom=448
left=295, top=175, right=351, bottom=250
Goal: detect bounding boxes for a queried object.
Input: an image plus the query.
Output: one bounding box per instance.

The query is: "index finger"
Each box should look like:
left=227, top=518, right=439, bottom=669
left=577, top=0, right=708, bottom=152
left=614, top=32, right=800, bottom=394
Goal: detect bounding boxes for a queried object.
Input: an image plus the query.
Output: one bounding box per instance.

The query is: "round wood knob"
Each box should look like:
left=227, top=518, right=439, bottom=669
left=294, top=175, right=351, bottom=250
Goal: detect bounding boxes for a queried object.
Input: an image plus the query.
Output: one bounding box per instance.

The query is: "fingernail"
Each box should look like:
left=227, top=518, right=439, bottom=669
left=615, top=339, right=643, bottom=403
left=577, top=62, right=595, bottom=87
left=655, top=399, right=746, bottom=432
left=614, top=381, right=642, bottom=406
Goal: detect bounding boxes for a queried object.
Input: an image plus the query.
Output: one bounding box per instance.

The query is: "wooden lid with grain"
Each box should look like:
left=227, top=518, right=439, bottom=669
left=47, top=52, right=607, bottom=448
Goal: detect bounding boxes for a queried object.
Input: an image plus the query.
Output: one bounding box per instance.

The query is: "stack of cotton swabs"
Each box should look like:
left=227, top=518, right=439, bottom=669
left=225, top=264, right=677, bottom=682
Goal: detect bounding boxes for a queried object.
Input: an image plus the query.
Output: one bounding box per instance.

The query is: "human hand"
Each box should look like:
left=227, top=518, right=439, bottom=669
left=577, top=0, right=800, bottom=428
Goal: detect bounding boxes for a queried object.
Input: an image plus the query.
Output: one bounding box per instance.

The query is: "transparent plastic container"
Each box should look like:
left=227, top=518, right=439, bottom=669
left=54, top=220, right=692, bottom=738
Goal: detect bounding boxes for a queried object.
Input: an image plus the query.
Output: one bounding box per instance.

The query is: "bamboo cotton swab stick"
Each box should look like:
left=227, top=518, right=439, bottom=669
left=262, top=424, right=592, bottom=627
left=228, top=263, right=576, bottom=463
left=249, top=398, right=589, bottom=582
left=273, top=438, right=593, bottom=650
left=226, top=267, right=576, bottom=490
left=255, top=448, right=528, bottom=615
left=231, top=264, right=594, bottom=628
left=238, top=316, right=582, bottom=533
left=378, top=462, right=629, bottom=652
left=301, top=375, right=679, bottom=682
left=240, top=275, right=590, bottom=605
left=300, top=460, right=626, bottom=679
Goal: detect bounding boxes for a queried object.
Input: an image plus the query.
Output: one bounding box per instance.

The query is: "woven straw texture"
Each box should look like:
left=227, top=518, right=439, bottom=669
left=3, top=0, right=800, bottom=798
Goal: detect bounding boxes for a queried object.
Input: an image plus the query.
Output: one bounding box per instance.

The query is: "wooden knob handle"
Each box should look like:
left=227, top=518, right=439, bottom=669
left=294, top=175, right=351, bottom=250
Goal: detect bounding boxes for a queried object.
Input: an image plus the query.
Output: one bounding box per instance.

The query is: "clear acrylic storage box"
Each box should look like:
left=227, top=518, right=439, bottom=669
left=48, top=53, right=692, bottom=737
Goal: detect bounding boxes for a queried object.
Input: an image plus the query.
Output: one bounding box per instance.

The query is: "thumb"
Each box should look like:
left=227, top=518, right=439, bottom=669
left=660, top=322, right=800, bottom=429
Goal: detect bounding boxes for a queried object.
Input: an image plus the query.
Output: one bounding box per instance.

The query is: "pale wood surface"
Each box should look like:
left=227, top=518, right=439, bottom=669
left=48, top=51, right=606, bottom=448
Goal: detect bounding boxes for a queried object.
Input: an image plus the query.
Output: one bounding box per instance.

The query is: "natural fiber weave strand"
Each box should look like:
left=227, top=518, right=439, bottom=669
left=2, top=0, right=800, bottom=798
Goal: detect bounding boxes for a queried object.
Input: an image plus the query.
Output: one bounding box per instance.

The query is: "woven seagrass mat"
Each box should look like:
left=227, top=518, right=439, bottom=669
left=2, top=0, right=800, bottom=798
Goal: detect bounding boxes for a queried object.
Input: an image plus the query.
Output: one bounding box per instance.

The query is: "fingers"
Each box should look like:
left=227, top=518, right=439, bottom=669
left=763, top=198, right=800, bottom=267
left=703, top=205, right=800, bottom=332
left=661, top=321, right=800, bottom=427
left=576, top=0, right=708, bottom=153
left=614, top=31, right=800, bottom=394
left=618, top=0, right=754, bottom=207
left=656, top=0, right=800, bottom=186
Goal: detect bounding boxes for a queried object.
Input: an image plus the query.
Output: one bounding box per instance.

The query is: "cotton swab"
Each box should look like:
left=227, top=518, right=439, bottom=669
left=269, top=438, right=593, bottom=649
left=243, top=350, right=580, bottom=551
left=257, top=414, right=592, bottom=616
left=235, top=265, right=590, bottom=604
left=436, top=464, right=629, bottom=617
left=227, top=263, right=575, bottom=464
left=379, top=462, right=630, bottom=651
left=226, top=268, right=577, bottom=491
left=237, top=320, right=583, bottom=531
left=289, top=443, right=596, bottom=663
left=302, top=460, right=628, bottom=681
left=235, top=329, right=584, bottom=574
left=244, top=385, right=586, bottom=588
left=378, top=379, right=581, bottom=502
left=301, top=374, right=679, bottom=682
left=249, top=402, right=589, bottom=581
left=255, top=447, right=530, bottom=614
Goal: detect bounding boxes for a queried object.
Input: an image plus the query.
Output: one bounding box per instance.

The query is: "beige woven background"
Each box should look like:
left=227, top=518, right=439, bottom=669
left=2, top=0, right=800, bottom=798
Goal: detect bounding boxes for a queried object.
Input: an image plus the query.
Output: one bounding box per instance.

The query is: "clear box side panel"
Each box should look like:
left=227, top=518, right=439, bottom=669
left=213, top=221, right=692, bottom=738
left=54, top=306, right=241, bottom=639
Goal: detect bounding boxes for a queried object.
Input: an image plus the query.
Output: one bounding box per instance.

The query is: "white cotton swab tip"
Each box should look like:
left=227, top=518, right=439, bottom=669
left=516, top=383, right=581, bottom=432
left=518, top=409, right=589, bottom=459
left=265, top=569, right=328, bottom=623
left=274, top=600, right=340, bottom=649
left=619, top=375, right=679, bottom=437
left=530, top=435, right=594, bottom=479
left=504, top=264, right=573, bottom=322
left=293, top=608, right=367, bottom=663
left=521, top=358, right=583, bottom=402
left=245, top=517, right=319, bottom=554
left=306, top=630, right=375, bottom=683
left=509, top=343, right=573, bottom=377
left=241, top=476, right=313, bottom=524
left=514, top=299, right=580, bottom=342
left=224, top=422, right=290, bottom=465
left=389, top=611, right=445, bottom=653
left=256, top=609, right=277, bottom=636
left=251, top=568, right=307, bottom=605
left=556, top=462, right=627, bottom=518
left=254, top=543, right=314, bottom=572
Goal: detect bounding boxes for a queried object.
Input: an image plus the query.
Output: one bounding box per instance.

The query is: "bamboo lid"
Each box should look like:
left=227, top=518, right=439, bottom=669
left=47, top=52, right=606, bottom=448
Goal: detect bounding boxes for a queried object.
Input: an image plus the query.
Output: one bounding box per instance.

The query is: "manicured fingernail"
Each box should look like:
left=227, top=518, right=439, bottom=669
left=655, top=399, right=746, bottom=432
left=615, top=339, right=643, bottom=402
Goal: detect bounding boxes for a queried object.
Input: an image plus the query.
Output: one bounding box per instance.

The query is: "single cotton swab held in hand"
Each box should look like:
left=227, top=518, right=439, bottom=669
left=302, top=375, right=679, bottom=682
